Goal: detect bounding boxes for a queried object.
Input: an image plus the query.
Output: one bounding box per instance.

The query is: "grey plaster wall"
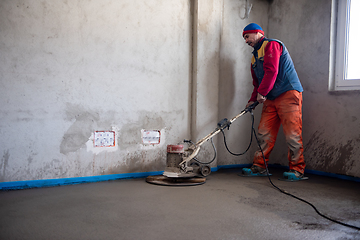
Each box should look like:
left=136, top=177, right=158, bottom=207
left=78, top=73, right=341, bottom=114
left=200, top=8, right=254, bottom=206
left=0, top=0, right=193, bottom=181
left=217, top=0, right=269, bottom=166
left=268, top=0, right=360, bottom=178
left=0, top=0, right=273, bottom=183
left=1, top=0, right=358, bottom=183
left=189, top=0, right=223, bottom=168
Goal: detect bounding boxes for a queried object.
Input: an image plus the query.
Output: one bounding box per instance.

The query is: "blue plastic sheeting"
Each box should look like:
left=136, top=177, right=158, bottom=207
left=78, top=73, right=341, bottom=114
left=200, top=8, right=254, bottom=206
left=268, top=164, right=360, bottom=183
left=304, top=169, right=360, bottom=182
left=0, top=171, right=164, bottom=190
left=1, top=164, right=359, bottom=190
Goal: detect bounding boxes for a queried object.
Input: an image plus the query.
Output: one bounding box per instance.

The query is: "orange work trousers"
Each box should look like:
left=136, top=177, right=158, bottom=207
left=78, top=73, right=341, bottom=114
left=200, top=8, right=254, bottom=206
left=253, top=90, right=305, bottom=174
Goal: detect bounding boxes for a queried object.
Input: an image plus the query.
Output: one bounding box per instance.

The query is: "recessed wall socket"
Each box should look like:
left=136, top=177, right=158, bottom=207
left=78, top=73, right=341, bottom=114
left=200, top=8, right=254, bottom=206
left=142, top=130, right=161, bottom=145
left=94, top=131, right=115, bottom=147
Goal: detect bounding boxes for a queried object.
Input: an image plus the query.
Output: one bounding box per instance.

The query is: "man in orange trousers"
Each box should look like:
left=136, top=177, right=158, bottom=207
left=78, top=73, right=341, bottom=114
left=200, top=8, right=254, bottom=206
left=241, top=23, right=306, bottom=181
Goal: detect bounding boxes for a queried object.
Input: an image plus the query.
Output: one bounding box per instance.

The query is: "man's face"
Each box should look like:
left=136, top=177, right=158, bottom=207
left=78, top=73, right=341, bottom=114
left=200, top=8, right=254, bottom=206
left=243, top=32, right=262, bottom=47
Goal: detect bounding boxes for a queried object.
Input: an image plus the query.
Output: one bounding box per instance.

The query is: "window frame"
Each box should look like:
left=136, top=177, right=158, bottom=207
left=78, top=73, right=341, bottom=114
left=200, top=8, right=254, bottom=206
left=331, top=0, right=360, bottom=91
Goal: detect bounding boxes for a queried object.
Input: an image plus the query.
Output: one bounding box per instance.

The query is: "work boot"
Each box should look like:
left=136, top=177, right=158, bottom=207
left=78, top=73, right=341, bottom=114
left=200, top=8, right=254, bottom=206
left=242, top=165, right=267, bottom=176
left=283, top=170, right=304, bottom=180
left=250, top=165, right=267, bottom=174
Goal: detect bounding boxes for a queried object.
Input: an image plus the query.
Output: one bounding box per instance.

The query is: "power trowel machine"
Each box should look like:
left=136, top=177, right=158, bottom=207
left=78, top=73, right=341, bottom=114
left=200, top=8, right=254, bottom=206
left=146, top=102, right=360, bottom=232
left=146, top=101, right=259, bottom=186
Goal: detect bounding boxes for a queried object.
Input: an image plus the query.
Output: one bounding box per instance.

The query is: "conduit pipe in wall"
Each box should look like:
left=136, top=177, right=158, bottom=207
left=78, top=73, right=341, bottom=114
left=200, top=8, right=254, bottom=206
left=240, top=0, right=252, bottom=19
left=189, top=0, right=198, bottom=142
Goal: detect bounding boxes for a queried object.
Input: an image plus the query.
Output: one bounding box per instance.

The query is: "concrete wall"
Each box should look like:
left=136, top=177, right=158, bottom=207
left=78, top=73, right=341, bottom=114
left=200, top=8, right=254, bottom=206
left=189, top=0, right=223, bottom=167
left=0, top=0, right=193, bottom=181
left=268, top=0, right=360, bottom=178
left=1, top=0, right=358, bottom=183
left=218, top=0, right=269, bottom=165
left=0, top=0, right=271, bottom=183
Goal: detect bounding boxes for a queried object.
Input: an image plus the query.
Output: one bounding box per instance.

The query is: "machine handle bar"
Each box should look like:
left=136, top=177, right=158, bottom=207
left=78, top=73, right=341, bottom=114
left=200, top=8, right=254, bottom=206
left=188, top=101, right=259, bottom=150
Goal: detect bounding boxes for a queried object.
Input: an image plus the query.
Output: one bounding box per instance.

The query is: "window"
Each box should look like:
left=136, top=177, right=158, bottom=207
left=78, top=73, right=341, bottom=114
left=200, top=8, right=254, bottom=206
left=331, top=0, right=360, bottom=91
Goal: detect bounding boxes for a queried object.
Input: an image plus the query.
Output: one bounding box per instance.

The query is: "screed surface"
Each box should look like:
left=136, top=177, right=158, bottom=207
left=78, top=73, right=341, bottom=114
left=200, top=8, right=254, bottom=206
left=0, top=168, right=359, bottom=240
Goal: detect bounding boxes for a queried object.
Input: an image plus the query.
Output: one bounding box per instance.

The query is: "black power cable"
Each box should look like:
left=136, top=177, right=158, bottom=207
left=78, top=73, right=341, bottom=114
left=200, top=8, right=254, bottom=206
left=220, top=110, right=255, bottom=156
left=251, top=121, right=360, bottom=231
left=221, top=106, right=360, bottom=231
left=185, top=138, right=217, bottom=165
left=193, top=138, right=217, bottom=165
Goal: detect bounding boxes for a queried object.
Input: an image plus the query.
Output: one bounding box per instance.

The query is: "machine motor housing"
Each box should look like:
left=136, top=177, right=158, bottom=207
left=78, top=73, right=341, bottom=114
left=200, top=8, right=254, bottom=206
left=163, top=145, right=211, bottom=178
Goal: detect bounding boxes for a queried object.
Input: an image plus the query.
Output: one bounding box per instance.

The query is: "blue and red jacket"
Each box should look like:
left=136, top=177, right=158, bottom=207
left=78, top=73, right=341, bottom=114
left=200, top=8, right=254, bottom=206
left=249, top=37, right=303, bottom=101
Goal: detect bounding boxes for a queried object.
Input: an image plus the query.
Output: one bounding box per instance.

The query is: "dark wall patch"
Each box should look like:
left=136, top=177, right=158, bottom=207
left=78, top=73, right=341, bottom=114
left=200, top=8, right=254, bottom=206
left=0, top=150, right=10, bottom=181
left=304, top=131, right=357, bottom=175
left=104, top=149, right=166, bottom=174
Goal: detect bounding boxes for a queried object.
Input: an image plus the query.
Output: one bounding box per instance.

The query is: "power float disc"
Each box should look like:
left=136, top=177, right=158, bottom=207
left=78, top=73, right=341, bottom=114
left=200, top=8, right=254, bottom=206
left=146, top=175, right=206, bottom=186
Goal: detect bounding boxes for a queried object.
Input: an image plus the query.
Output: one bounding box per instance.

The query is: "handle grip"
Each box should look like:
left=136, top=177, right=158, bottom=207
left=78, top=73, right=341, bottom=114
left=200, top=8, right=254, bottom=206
left=245, top=101, right=259, bottom=112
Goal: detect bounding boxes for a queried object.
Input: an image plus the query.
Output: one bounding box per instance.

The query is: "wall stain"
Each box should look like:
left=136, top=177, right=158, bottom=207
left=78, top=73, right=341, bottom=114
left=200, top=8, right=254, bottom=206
left=105, top=150, right=166, bottom=174
left=304, top=131, right=357, bottom=175
left=38, top=158, right=68, bottom=180
left=0, top=150, right=10, bottom=181
left=118, top=110, right=181, bottom=149
left=60, top=104, right=100, bottom=155
left=59, top=107, right=185, bottom=174
left=27, top=156, right=33, bottom=164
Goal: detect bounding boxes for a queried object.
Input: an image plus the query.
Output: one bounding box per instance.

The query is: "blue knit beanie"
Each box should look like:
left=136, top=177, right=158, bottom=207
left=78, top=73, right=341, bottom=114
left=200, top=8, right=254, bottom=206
left=243, top=23, right=264, bottom=36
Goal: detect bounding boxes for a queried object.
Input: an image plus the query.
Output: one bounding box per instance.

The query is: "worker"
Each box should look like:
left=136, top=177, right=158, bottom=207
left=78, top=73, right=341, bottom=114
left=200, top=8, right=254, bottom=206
left=241, top=23, right=306, bottom=181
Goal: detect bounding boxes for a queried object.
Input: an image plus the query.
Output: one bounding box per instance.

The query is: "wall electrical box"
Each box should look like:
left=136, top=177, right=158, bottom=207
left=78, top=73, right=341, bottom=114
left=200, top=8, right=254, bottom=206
left=94, top=131, right=115, bottom=147
left=142, top=130, right=161, bottom=145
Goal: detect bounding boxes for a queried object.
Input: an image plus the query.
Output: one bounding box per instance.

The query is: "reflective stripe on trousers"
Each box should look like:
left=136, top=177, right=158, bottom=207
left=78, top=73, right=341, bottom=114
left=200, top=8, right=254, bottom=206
left=253, top=90, right=306, bottom=174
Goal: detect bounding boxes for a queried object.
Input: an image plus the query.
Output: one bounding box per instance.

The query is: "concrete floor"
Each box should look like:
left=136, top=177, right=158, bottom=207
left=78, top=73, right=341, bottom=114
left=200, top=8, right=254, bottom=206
left=0, top=168, right=359, bottom=240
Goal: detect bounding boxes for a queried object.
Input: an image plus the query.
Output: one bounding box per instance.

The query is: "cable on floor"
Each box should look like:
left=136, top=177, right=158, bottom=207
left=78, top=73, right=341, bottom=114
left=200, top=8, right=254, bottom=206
left=252, top=123, right=360, bottom=231
left=221, top=108, right=360, bottom=231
